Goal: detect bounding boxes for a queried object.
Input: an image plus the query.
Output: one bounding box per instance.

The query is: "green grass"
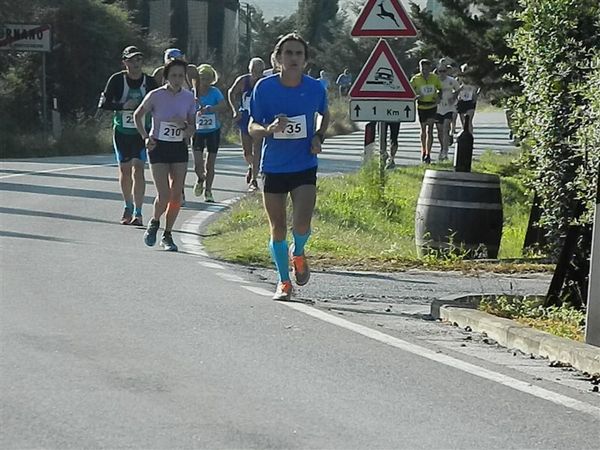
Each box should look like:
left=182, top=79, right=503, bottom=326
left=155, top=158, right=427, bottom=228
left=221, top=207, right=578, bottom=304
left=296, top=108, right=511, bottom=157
left=479, top=296, right=585, bottom=341
left=204, top=150, right=551, bottom=273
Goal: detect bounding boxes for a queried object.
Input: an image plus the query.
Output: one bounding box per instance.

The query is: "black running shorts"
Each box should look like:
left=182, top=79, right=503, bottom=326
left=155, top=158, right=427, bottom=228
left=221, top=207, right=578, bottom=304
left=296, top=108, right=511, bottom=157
left=147, top=140, right=188, bottom=164
left=262, top=167, right=318, bottom=194
left=457, top=100, right=476, bottom=114
left=192, top=130, right=221, bottom=154
left=417, top=107, right=437, bottom=123
left=113, top=131, right=146, bottom=164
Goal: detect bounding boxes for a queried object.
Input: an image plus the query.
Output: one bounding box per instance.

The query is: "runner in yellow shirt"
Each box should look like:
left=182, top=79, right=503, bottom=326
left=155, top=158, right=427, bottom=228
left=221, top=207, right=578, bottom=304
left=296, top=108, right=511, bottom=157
left=410, top=59, right=442, bottom=164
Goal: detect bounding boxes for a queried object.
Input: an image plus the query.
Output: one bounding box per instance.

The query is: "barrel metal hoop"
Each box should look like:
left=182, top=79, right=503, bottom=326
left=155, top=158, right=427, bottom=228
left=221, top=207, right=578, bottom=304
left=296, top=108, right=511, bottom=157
left=417, top=199, right=503, bottom=210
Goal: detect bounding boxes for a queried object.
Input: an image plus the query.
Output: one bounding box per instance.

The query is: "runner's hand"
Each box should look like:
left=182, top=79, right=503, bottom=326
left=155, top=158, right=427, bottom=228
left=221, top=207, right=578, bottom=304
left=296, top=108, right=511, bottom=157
left=311, top=135, right=322, bottom=154
left=145, top=136, right=157, bottom=151
left=267, top=115, right=288, bottom=134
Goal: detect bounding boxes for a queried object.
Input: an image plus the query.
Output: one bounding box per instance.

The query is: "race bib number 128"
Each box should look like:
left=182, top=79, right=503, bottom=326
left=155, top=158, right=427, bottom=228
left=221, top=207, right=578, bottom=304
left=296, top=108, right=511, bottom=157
left=273, top=115, right=308, bottom=140
left=158, top=121, right=184, bottom=142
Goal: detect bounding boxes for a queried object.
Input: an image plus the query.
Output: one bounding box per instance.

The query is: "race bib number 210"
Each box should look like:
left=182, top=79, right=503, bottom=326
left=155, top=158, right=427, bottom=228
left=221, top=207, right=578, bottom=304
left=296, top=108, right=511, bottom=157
left=158, top=121, right=184, bottom=142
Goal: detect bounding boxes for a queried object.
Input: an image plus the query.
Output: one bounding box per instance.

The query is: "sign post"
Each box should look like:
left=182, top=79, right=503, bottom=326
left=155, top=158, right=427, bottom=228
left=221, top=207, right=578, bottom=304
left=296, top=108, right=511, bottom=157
left=586, top=166, right=600, bottom=347
left=349, top=1, right=417, bottom=184
left=0, top=23, right=52, bottom=140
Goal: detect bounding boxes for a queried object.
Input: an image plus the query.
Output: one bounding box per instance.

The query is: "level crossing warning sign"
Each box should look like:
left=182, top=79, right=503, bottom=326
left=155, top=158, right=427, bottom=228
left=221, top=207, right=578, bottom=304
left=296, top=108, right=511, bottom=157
left=351, top=0, right=417, bottom=37
left=348, top=39, right=415, bottom=100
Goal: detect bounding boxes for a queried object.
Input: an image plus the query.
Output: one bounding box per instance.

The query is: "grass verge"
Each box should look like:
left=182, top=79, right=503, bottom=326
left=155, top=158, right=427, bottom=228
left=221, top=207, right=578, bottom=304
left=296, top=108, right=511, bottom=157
left=479, top=296, right=585, bottom=341
left=204, top=150, right=552, bottom=273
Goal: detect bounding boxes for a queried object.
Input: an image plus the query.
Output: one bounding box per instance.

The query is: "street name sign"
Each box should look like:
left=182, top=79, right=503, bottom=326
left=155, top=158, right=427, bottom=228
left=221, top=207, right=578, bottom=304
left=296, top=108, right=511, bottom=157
left=0, top=23, right=51, bottom=52
left=351, top=0, right=417, bottom=37
left=350, top=99, right=415, bottom=122
left=348, top=39, right=416, bottom=100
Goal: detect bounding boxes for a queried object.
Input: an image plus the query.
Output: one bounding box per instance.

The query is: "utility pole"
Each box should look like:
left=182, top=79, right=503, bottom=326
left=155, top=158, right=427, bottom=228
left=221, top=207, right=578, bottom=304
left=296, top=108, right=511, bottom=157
left=240, top=2, right=252, bottom=59
left=586, top=163, right=600, bottom=346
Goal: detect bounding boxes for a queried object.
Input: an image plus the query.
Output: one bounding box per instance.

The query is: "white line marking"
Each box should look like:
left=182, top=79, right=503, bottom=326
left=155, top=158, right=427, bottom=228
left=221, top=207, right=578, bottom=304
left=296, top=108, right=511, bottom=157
left=281, top=302, right=600, bottom=420
left=216, top=272, right=250, bottom=283
left=0, top=163, right=113, bottom=180
left=199, top=261, right=225, bottom=270
left=242, top=286, right=273, bottom=297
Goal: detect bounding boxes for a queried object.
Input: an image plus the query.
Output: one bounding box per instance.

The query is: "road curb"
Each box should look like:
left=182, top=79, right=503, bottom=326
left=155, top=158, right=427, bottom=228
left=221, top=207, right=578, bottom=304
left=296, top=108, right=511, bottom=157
left=431, top=294, right=600, bottom=375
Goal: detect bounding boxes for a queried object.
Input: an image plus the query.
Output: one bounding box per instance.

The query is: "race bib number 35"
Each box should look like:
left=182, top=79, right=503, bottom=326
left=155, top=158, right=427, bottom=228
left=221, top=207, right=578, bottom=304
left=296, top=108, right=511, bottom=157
left=122, top=112, right=136, bottom=128
left=158, top=121, right=184, bottom=142
left=196, top=112, right=216, bottom=131
left=273, top=115, right=308, bottom=140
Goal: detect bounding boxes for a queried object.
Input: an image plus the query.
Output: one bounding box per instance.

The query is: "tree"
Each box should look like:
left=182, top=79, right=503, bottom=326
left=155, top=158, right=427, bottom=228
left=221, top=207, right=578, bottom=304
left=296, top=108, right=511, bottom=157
left=409, top=0, right=521, bottom=103
left=296, top=0, right=339, bottom=48
left=507, top=0, right=600, bottom=305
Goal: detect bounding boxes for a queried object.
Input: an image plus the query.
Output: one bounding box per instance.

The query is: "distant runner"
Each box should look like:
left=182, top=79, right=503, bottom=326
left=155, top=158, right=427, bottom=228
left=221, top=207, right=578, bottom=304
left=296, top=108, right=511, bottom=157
left=99, top=46, right=158, bottom=225
left=249, top=33, right=330, bottom=301
left=457, top=64, right=480, bottom=129
left=134, top=59, right=196, bottom=252
left=435, top=64, right=460, bottom=161
left=228, top=57, right=265, bottom=192
left=410, top=59, right=442, bottom=164
left=192, top=64, right=227, bottom=203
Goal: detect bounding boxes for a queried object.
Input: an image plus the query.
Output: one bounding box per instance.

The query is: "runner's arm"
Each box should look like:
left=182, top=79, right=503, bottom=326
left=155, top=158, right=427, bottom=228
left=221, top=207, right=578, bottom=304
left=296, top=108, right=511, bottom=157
left=99, top=74, right=124, bottom=111
left=227, top=76, right=243, bottom=115
left=133, top=100, right=151, bottom=139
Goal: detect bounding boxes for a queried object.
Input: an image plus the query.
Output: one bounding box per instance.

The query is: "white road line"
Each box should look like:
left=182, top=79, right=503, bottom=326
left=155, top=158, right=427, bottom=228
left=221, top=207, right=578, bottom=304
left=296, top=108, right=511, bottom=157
left=216, top=272, right=250, bottom=283
left=281, top=302, right=600, bottom=420
left=0, top=163, right=113, bottom=180
left=199, top=261, right=226, bottom=270
left=242, top=286, right=273, bottom=297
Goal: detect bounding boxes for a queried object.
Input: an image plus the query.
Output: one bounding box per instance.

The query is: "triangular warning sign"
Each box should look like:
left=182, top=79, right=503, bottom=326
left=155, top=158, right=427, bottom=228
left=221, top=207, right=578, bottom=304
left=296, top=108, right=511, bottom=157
left=351, top=0, right=417, bottom=37
left=349, top=39, right=416, bottom=100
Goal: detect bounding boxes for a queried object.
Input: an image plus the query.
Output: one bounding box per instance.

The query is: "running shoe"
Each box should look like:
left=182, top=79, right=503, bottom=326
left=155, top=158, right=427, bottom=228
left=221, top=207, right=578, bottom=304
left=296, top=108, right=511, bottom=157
left=120, top=207, right=133, bottom=225
left=248, top=180, right=259, bottom=192
left=144, top=219, right=160, bottom=247
left=160, top=232, right=178, bottom=252
left=129, top=215, right=143, bottom=226
left=273, top=280, right=293, bottom=301
left=204, top=190, right=215, bottom=203
left=439, top=150, right=449, bottom=162
left=245, top=166, right=252, bottom=184
left=290, top=245, right=310, bottom=286
left=423, top=154, right=431, bottom=164
left=193, top=179, right=204, bottom=197
left=385, top=160, right=396, bottom=170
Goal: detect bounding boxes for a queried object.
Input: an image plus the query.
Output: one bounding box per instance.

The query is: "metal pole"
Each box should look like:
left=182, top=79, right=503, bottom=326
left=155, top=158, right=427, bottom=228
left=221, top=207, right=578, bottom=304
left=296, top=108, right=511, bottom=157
left=246, top=3, right=251, bottom=58
left=378, top=121, right=387, bottom=190
left=585, top=165, right=600, bottom=346
left=42, top=52, right=48, bottom=141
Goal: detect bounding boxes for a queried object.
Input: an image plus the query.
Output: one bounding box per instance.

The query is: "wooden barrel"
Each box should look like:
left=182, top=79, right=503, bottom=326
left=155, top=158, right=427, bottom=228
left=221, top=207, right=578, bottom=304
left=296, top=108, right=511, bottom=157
left=415, top=170, right=503, bottom=259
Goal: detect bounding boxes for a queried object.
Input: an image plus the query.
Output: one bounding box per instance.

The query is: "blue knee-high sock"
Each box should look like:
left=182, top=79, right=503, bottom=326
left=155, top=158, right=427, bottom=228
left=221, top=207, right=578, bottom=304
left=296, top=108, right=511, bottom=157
left=292, top=229, right=311, bottom=256
left=269, top=239, right=290, bottom=282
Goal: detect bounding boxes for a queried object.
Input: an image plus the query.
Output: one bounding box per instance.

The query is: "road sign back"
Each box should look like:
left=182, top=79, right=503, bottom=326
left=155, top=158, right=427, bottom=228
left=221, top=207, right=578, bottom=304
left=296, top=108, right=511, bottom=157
left=351, top=0, right=417, bottom=37
left=349, top=39, right=416, bottom=100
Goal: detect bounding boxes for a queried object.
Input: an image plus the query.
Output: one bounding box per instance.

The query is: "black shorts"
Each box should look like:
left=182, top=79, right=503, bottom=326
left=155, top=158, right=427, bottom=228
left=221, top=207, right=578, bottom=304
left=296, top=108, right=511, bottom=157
left=457, top=100, right=476, bottom=114
left=263, top=167, right=317, bottom=194
left=192, top=130, right=221, bottom=154
left=435, top=111, right=453, bottom=123
left=417, top=107, right=437, bottom=123
left=113, top=131, right=146, bottom=164
left=147, top=140, right=189, bottom=164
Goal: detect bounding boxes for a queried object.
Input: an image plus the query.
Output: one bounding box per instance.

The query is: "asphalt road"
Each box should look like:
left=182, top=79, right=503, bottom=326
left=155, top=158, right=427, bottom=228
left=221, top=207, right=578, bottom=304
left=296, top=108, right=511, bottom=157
left=2, top=113, right=599, bottom=449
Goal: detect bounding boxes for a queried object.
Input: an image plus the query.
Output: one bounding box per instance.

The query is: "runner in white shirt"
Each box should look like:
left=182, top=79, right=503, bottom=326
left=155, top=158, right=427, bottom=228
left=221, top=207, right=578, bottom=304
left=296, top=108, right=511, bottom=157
left=435, top=65, right=461, bottom=161
left=456, top=63, right=481, bottom=130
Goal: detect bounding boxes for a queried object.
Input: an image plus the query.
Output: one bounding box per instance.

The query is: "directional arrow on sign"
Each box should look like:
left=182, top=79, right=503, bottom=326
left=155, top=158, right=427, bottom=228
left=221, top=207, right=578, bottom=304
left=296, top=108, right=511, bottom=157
left=349, top=99, right=416, bottom=122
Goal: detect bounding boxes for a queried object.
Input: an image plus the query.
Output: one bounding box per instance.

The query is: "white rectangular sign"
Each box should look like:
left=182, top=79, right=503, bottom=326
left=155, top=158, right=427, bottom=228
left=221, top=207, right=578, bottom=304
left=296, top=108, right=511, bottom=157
left=349, top=99, right=415, bottom=122
left=0, top=24, right=51, bottom=52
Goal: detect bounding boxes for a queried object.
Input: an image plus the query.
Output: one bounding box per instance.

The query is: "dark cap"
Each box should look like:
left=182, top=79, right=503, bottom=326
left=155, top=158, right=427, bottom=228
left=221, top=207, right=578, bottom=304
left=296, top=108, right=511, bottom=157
left=122, top=46, right=143, bottom=60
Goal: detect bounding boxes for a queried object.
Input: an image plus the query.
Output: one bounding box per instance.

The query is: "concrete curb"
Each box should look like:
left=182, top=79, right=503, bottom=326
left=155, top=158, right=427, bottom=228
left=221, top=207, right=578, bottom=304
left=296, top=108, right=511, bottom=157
left=431, top=295, right=600, bottom=375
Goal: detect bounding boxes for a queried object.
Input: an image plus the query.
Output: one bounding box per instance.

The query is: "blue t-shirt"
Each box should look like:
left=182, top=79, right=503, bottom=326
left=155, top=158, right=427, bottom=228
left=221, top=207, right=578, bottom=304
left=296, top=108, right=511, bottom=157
left=250, top=74, right=328, bottom=174
left=195, top=86, right=224, bottom=134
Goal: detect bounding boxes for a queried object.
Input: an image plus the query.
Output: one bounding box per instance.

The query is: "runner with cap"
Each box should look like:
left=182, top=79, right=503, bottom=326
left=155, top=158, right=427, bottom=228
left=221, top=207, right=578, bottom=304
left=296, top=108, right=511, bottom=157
left=152, top=48, right=199, bottom=91
left=133, top=59, right=196, bottom=251
left=98, top=46, right=158, bottom=225
left=410, top=59, right=442, bottom=164
left=191, top=64, right=227, bottom=203
left=227, top=57, right=265, bottom=192
left=249, top=33, right=330, bottom=301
